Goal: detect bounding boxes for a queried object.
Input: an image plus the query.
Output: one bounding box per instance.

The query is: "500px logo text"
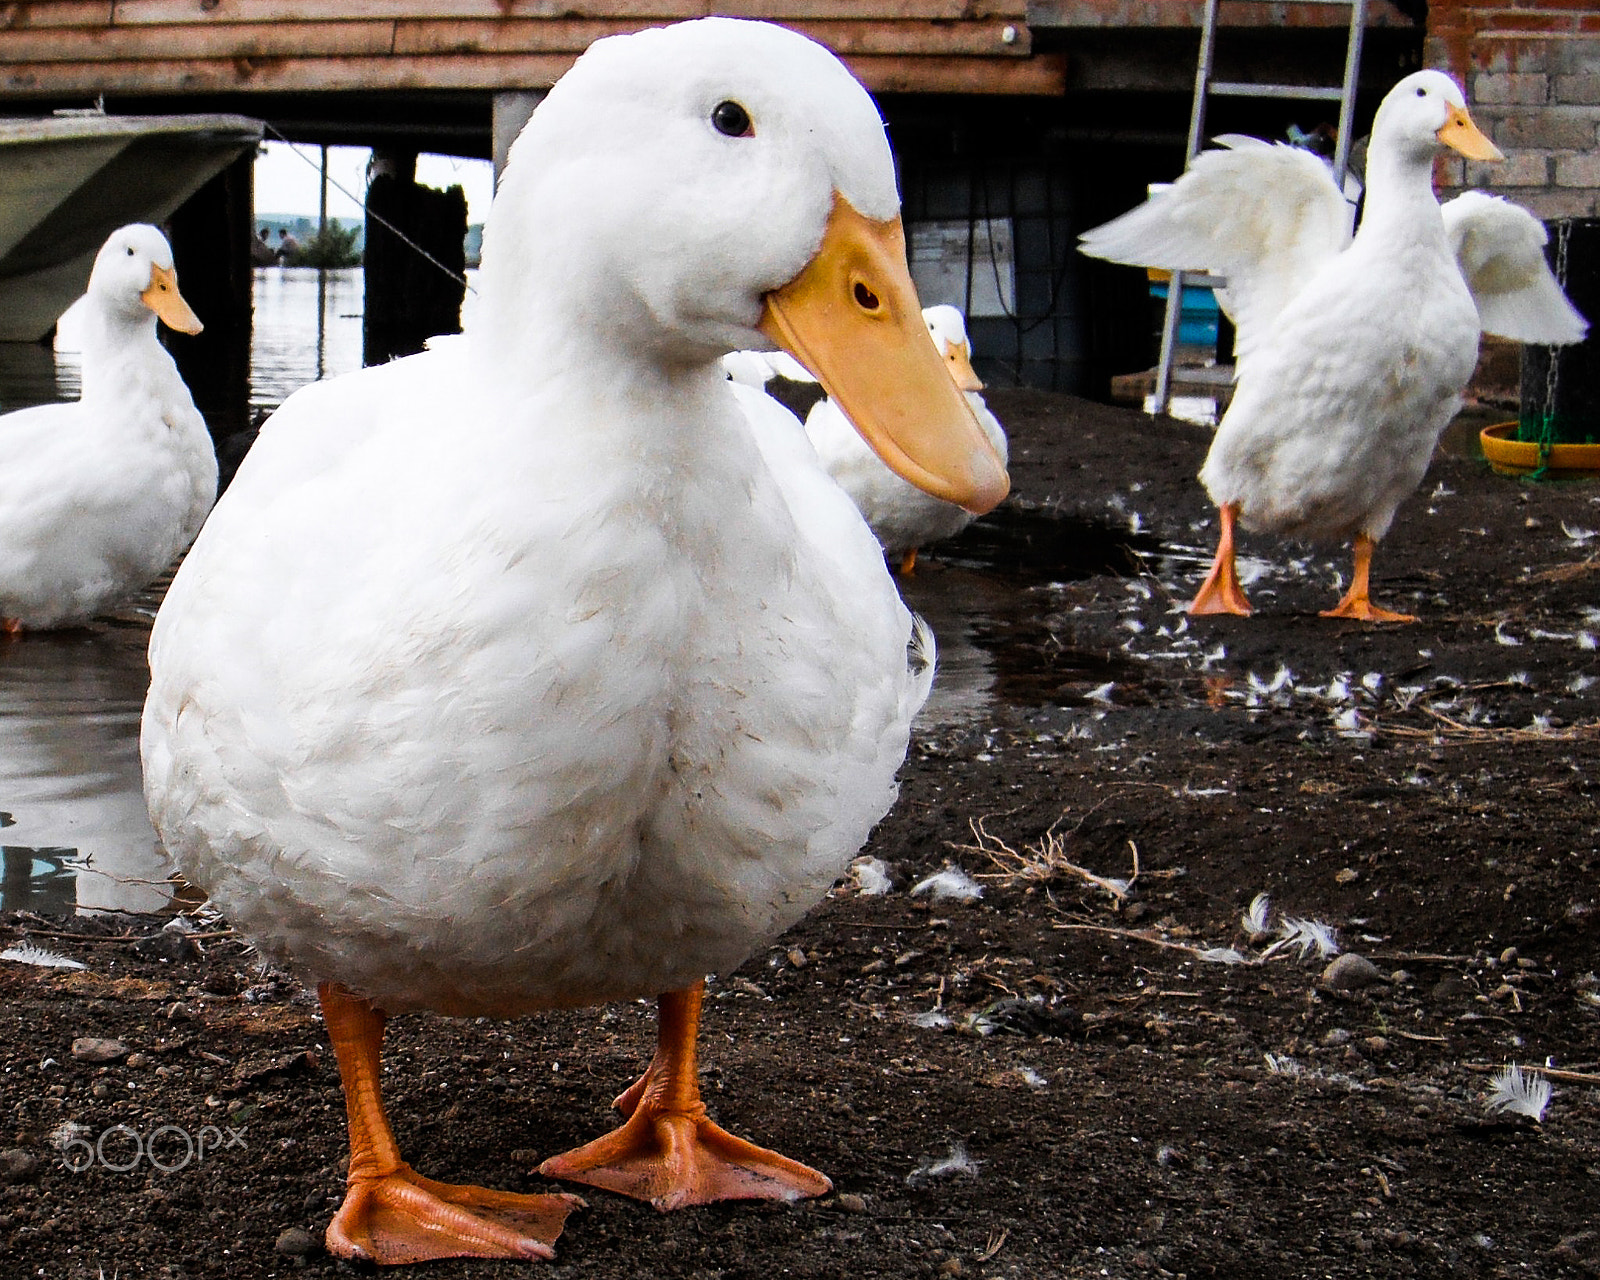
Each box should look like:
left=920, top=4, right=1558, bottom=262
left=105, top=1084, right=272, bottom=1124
left=54, top=1121, right=247, bottom=1173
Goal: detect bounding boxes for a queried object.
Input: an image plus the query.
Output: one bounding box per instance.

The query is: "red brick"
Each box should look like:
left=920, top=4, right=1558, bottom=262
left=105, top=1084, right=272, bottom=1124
left=1481, top=12, right=1579, bottom=32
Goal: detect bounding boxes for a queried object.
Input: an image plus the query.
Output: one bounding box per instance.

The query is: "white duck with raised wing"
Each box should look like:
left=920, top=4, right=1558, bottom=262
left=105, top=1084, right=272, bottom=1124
left=141, top=17, right=1006, bottom=1266
left=805, top=304, right=1008, bottom=573
left=0, top=224, right=212, bottom=631
left=1080, top=70, right=1585, bottom=621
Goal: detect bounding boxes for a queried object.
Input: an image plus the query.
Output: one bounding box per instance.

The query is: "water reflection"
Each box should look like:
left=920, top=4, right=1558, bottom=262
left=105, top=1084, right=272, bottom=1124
left=0, top=612, right=173, bottom=914
left=251, top=266, right=364, bottom=410
left=900, top=505, right=1164, bottom=726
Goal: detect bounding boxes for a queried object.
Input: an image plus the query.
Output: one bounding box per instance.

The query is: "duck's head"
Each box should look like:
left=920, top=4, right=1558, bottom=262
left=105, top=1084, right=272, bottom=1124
left=483, top=17, right=1008, bottom=515
left=87, top=224, right=203, bottom=335
left=1374, top=70, right=1503, bottom=165
left=923, top=304, right=984, bottom=393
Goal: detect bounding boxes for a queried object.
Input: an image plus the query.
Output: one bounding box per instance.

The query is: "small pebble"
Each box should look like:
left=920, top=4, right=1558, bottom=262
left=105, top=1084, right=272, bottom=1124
left=836, top=1192, right=868, bottom=1213
left=1322, top=953, right=1383, bottom=991
left=1430, top=973, right=1473, bottom=1002
left=1364, top=1036, right=1390, bottom=1053
left=0, top=1149, right=39, bottom=1184
left=275, top=1227, right=317, bottom=1257
left=786, top=947, right=808, bottom=968
left=1321, top=1028, right=1352, bottom=1047
left=1500, top=946, right=1519, bottom=965
left=70, top=1037, right=129, bottom=1063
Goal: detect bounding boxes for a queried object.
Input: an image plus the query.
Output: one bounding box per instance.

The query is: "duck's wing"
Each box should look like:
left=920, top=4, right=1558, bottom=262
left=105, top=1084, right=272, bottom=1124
left=1441, top=192, right=1589, bottom=345
left=1079, top=139, right=1353, bottom=366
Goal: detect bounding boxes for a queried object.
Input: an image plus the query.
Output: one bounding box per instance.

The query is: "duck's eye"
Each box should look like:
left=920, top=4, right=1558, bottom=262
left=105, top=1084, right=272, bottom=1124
left=711, top=100, right=753, bottom=138
left=125, top=246, right=135, bottom=256
left=853, top=281, right=881, bottom=312
left=1415, top=86, right=1427, bottom=97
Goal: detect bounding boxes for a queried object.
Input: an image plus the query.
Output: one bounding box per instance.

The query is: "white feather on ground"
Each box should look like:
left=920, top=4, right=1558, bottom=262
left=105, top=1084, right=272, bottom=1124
left=1485, top=1065, right=1552, bottom=1121
left=1, top=942, right=86, bottom=970
left=910, top=866, right=984, bottom=902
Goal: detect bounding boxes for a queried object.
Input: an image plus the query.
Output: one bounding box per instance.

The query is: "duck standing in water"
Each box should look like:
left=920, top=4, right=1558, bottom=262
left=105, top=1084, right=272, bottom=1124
left=0, top=224, right=213, bottom=631
left=1081, top=71, right=1585, bottom=620
left=141, top=17, right=1006, bottom=1266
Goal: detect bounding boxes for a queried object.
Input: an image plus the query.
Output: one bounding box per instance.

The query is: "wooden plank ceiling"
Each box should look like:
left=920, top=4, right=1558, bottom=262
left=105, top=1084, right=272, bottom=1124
left=0, top=2, right=1067, bottom=98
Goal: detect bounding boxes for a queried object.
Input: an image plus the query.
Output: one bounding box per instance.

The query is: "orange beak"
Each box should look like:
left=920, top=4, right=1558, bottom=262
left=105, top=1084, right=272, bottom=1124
left=759, top=195, right=1008, bottom=515
left=943, top=339, right=984, bottom=393
left=1437, top=106, right=1503, bottom=162
left=140, top=263, right=204, bottom=334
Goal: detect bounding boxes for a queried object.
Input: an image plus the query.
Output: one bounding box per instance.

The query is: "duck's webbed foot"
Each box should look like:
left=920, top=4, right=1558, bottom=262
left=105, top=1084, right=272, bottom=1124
left=1188, top=502, right=1252, bottom=616
left=1319, top=533, right=1416, bottom=623
left=328, top=1164, right=582, bottom=1265
left=319, top=982, right=581, bottom=1265
left=540, top=982, right=832, bottom=1210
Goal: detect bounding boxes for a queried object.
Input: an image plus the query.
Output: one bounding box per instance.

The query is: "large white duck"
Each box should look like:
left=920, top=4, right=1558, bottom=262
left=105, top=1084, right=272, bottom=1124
left=805, top=304, right=1009, bottom=573
left=1080, top=70, right=1586, bottom=621
left=141, top=17, right=1006, bottom=1267
left=0, top=224, right=213, bottom=631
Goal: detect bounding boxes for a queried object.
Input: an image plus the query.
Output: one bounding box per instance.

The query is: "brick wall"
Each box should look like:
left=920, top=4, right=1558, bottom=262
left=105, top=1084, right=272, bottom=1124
left=1427, top=2, right=1600, bottom=217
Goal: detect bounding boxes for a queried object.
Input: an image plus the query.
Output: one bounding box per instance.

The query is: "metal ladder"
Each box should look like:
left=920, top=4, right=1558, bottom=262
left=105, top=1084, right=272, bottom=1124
left=1151, top=0, right=1368, bottom=416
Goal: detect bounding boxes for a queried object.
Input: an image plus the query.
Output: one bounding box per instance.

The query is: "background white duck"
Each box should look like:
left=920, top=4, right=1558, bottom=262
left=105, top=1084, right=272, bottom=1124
left=0, top=224, right=213, bottom=631
left=1080, top=70, right=1586, bottom=621
left=141, top=17, right=1006, bottom=1266
left=720, top=346, right=813, bottom=387
left=805, top=304, right=1009, bottom=573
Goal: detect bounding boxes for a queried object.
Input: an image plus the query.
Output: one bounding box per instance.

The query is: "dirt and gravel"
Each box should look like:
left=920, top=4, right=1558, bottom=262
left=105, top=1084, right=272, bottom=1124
left=3, top=387, right=1598, bottom=1279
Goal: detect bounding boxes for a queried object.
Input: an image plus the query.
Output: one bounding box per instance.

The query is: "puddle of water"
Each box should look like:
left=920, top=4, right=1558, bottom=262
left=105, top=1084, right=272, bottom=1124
left=0, top=608, right=178, bottom=915
left=903, top=506, right=1167, bottom=727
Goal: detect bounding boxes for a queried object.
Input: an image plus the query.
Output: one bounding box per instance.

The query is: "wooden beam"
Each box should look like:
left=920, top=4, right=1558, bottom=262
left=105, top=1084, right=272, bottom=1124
left=0, top=50, right=1065, bottom=96
left=848, top=50, right=1064, bottom=93
left=109, top=1, right=1026, bottom=25
left=0, top=2, right=112, bottom=28
left=1025, top=0, right=1414, bottom=28
left=0, top=20, right=399, bottom=61
left=392, top=17, right=1029, bottom=58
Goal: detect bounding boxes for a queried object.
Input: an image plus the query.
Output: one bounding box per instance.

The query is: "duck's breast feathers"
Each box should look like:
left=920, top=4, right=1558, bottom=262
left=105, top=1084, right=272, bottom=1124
left=1078, top=139, right=1353, bottom=368
left=147, top=365, right=922, bottom=1010
left=1442, top=192, right=1589, bottom=345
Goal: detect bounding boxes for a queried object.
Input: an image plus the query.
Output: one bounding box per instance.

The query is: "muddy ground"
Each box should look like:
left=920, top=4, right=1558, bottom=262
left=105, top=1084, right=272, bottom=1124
left=3, top=388, right=1598, bottom=1279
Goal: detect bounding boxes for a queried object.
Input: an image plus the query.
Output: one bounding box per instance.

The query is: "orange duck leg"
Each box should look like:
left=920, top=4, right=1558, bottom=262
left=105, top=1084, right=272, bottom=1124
left=1320, top=534, right=1416, bottom=623
left=319, top=983, right=581, bottom=1265
left=1188, top=502, right=1253, bottom=616
left=540, top=980, right=832, bottom=1210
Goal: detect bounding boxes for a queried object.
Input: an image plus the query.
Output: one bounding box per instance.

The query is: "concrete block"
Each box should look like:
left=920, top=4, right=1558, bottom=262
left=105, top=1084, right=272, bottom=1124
left=1555, top=152, right=1600, bottom=188
left=1493, top=105, right=1600, bottom=150
left=1469, top=153, right=1551, bottom=187
left=1516, top=188, right=1600, bottom=219
left=1550, top=40, right=1600, bottom=76
left=1554, top=72, right=1600, bottom=105
left=1473, top=72, right=1552, bottom=107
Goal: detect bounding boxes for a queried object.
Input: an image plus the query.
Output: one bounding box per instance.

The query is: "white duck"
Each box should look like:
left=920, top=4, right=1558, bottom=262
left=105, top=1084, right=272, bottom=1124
left=0, top=224, right=213, bottom=631
left=720, top=346, right=813, bottom=387
left=1080, top=70, right=1586, bottom=621
left=805, top=304, right=1009, bottom=573
left=141, top=17, right=1006, bottom=1267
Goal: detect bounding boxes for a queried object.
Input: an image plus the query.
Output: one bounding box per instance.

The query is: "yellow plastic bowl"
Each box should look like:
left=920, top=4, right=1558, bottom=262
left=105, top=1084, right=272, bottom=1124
left=1480, top=421, right=1600, bottom=479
